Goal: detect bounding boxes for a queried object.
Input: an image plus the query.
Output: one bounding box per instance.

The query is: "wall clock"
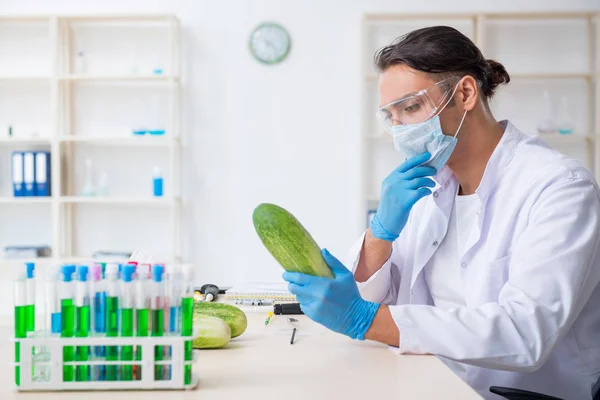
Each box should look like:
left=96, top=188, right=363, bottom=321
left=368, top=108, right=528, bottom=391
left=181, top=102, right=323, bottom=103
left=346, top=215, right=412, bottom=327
left=249, top=22, right=291, bottom=65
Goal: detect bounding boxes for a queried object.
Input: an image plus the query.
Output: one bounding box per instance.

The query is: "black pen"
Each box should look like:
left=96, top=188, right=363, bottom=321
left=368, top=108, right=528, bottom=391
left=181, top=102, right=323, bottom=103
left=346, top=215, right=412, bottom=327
left=290, top=327, right=297, bottom=345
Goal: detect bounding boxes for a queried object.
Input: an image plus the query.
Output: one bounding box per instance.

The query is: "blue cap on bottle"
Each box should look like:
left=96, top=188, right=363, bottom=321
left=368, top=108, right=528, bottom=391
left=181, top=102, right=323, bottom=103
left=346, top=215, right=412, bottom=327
left=123, top=265, right=136, bottom=283
left=25, top=262, right=35, bottom=279
left=152, top=264, right=164, bottom=282
left=77, top=265, right=89, bottom=282
left=61, top=265, right=76, bottom=282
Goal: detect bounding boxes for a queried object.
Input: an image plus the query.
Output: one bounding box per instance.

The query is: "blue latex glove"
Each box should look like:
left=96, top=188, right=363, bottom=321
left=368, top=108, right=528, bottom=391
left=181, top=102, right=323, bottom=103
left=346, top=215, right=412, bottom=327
left=282, top=249, right=380, bottom=340
left=370, top=152, right=436, bottom=241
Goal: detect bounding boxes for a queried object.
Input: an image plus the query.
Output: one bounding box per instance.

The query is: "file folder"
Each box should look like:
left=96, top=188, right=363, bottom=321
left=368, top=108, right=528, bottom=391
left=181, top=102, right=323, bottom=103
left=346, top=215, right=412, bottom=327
left=12, top=152, right=24, bottom=197
left=35, top=151, right=51, bottom=196
left=23, top=152, right=36, bottom=197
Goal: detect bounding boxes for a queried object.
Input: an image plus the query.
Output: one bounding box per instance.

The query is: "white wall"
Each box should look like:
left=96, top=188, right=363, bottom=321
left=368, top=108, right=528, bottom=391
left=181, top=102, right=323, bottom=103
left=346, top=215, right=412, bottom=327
left=2, top=0, right=599, bottom=296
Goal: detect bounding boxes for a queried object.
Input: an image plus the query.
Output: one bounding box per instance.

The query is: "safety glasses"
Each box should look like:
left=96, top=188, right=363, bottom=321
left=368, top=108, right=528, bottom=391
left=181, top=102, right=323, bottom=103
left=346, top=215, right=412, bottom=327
left=376, top=76, right=462, bottom=133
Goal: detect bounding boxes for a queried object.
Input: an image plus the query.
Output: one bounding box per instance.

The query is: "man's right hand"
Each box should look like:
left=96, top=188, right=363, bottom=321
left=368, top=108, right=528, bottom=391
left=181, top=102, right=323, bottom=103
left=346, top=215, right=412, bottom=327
left=370, top=152, right=437, bottom=242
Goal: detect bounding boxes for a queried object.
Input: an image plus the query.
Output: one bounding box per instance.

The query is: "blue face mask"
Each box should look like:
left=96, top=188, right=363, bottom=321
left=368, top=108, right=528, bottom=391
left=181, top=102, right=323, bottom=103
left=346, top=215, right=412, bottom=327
left=390, top=111, right=467, bottom=171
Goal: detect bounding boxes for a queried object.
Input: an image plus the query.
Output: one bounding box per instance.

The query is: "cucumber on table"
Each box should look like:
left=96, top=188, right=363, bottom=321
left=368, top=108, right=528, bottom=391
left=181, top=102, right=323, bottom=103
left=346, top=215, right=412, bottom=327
left=193, top=301, right=248, bottom=338
left=252, top=203, right=334, bottom=278
left=192, top=314, right=231, bottom=349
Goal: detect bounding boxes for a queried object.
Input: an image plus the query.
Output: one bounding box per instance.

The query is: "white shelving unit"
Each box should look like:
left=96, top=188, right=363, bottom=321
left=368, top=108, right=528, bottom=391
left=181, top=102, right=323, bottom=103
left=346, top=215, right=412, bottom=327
left=360, top=12, right=599, bottom=226
left=0, top=14, right=182, bottom=264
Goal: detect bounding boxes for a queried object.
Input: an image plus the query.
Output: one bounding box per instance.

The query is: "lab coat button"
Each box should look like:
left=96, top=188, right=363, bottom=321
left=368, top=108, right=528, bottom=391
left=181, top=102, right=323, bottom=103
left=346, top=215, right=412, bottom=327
left=433, top=192, right=439, bottom=198
left=433, top=240, right=439, bottom=246
left=461, top=262, right=467, bottom=268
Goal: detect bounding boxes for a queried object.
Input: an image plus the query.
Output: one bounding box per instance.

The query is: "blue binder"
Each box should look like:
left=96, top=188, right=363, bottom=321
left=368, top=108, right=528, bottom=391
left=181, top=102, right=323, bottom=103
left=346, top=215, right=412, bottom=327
left=11, top=152, right=24, bottom=197
left=23, top=152, right=36, bottom=197
left=35, top=151, right=51, bottom=196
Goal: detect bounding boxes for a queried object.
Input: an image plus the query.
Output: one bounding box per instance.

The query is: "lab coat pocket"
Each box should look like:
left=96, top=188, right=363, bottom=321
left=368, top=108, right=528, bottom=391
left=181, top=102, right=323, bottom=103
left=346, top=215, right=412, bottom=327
left=473, top=254, right=510, bottom=305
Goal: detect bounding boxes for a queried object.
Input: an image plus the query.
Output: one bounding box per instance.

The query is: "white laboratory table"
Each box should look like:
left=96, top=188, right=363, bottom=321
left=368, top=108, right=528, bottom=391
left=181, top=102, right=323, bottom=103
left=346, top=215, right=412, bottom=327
left=0, top=311, right=482, bottom=400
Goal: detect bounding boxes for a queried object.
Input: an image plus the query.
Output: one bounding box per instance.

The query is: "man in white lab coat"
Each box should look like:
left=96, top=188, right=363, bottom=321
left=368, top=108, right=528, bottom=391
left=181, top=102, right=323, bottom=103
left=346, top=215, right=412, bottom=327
left=283, top=26, right=600, bottom=399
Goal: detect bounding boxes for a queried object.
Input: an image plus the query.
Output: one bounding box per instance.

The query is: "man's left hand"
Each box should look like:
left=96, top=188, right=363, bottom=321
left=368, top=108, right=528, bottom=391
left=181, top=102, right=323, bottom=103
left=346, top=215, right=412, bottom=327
left=282, top=249, right=380, bottom=340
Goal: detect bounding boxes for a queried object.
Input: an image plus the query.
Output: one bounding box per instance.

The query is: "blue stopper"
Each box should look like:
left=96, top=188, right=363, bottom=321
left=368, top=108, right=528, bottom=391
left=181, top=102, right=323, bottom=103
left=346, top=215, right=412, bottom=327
left=123, top=265, right=136, bottom=283
left=25, top=262, right=35, bottom=279
left=61, top=265, right=76, bottom=282
left=77, top=265, right=89, bottom=282
left=152, top=264, right=164, bottom=282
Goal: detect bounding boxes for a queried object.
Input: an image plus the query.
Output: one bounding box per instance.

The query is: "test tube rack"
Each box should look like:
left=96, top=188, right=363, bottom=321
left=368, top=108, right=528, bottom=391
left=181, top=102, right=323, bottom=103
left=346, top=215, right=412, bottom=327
left=11, top=333, right=199, bottom=391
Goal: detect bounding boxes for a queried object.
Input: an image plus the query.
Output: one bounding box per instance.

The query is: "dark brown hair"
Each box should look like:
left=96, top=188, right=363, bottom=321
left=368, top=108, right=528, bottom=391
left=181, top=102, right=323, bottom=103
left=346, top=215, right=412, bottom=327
left=374, top=26, right=510, bottom=98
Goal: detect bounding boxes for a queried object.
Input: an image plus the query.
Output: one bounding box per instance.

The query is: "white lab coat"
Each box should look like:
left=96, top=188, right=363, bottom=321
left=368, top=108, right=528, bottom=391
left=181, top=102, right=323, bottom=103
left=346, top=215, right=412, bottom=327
left=349, top=121, right=600, bottom=399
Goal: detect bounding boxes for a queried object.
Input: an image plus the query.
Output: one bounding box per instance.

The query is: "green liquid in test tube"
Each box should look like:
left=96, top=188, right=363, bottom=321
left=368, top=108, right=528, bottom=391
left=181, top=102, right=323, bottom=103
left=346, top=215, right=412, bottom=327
left=181, top=264, right=195, bottom=385
left=136, top=309, right=148, bottom=378
left=25, top=263, right=35, bottom=333
left=135, top=263, right=151, bottom=380
left=105, top=263, right=120, bottom=381
left=14, top=273, right=27, bottom=386
left=151, top=264, right=165, bottom=381
left=24, top=262, right=36, bottom=382
left=120, top=265, right=136, bottom=381
left=60, top=265, right=76, bottom=382
left=166, top=264, right=183, bottom=381
left=75, top=265, right=90, bottom=382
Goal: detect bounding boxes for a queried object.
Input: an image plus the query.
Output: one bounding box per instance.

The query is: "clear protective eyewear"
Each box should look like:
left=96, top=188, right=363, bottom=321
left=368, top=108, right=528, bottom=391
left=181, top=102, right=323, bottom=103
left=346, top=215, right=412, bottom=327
left=376, top=76, right=462, bottom=132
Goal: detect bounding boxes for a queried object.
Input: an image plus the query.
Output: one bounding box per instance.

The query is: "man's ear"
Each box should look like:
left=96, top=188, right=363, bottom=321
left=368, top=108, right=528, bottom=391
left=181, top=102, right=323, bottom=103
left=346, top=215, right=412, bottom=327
left=457, top=76, right=479, bottom=112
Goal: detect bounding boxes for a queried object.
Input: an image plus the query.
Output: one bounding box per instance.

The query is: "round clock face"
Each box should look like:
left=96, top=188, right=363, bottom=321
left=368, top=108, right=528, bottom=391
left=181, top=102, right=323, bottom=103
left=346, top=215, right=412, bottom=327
left=249, top=22, right=291, bottom=65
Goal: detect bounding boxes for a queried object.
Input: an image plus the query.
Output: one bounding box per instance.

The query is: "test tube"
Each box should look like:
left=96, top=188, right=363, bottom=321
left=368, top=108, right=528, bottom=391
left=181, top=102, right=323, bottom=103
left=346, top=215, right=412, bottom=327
left=75, top=265, right=90, bottom=382
left=45, top=266, right=60, bottom=335
left=25, top=262, right=35, bottom=333
left=120, top=265, right=136, bottom=381
left=181, top=264, right=194, bottom=385
left=105, top=263, right=120, bottom=381
left=135, top=263, right=151, bottom=380
left=60, top=265, right=76, bottom=382
left=90, top=263, right=105, bottom=381
left=14, top=270, right=27, bottom=386
left=167, top=264, right=183, bottom=334
left=151, top=264, right=165, bottom=381
left=165, top=264, right=182, bottom=380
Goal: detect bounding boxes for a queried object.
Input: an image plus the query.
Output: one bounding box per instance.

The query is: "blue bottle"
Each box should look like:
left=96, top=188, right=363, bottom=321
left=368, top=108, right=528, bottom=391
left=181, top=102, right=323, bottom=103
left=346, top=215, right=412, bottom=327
left=153, top=167, right=163, bottom=197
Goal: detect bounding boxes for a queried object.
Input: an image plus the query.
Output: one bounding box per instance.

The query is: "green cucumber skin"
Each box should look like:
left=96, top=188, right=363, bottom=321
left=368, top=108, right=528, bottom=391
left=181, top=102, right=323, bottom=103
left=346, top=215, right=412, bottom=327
left=193, top=302, right=248, bottom=338
left=252, top=203, right=334, bottom=279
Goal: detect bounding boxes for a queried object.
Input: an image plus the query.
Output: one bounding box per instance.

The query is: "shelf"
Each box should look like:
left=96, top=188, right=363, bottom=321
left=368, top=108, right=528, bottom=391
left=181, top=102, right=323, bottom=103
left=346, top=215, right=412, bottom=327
left=484, top=12, right=596, bottom=20
left=59, top=136, right=173, bottom=147
left=0, top=15, right=52, bottom=21
left=60, top=75, right=177, bottom=82
left=364, top=13, right=478, bottom=21
left=58, top=255, right=176, bottom=264
left=0, top=256, right=124, bottom=265
left=510, top=73, right=592, bottom=80
left=536, top=134, right=592, bottom=144
left=366, top=73, right=594, bottom=81
left=0, top=137, right=52, bottom=146
left=59, top=256, right=126, bottom=263
left=60, top=196, right=177, bottom=205
left=0, top=197, right=52, bottom=204
left=363, top=11, right=597, bottom=22
left=59, top=14, right=177, bottom=22
left=0, top=76, right=52, bottom=83
left=0, top=258, right=54, bottom=266
left=0, top=14, right=183, bottom=281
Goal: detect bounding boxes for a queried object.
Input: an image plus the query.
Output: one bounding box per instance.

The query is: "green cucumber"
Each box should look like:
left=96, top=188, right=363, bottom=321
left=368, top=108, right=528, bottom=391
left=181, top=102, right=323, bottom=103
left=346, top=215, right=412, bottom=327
left=192, top=314, right=231, bottom=349
left=193, top=301, right=248, bottom=338
left=252, top=203, right=334, bottom=278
